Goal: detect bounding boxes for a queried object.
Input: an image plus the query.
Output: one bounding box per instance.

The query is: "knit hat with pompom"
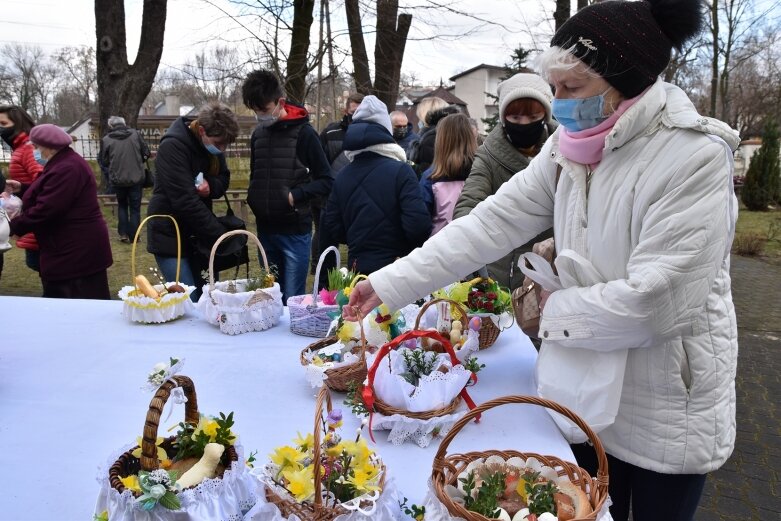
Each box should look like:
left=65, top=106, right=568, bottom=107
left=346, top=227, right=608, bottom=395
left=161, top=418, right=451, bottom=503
left=550, top=0, right=704, bottom=97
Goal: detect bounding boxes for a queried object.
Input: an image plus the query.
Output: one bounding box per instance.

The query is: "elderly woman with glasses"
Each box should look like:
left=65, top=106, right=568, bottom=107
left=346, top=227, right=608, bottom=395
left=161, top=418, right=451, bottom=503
left=343, top=0, right=740, bottom=519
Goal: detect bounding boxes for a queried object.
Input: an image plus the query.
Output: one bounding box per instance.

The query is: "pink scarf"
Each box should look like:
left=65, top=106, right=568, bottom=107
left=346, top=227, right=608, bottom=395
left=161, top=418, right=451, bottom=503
left=558, top=94, right=643, bottom=167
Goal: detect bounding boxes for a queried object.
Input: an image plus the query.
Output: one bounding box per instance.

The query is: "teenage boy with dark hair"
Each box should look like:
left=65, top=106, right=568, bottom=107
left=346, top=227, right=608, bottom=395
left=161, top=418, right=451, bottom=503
left=242, top=69, right=334, bottom=303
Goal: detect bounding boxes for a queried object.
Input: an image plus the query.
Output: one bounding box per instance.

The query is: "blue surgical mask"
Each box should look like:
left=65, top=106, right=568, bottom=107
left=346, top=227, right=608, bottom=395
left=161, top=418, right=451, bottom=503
left=33, top=149, right=47, bottom=165
left=204, top=143, right=222, bottom=155
left=551, top=93, right=608, bottom=132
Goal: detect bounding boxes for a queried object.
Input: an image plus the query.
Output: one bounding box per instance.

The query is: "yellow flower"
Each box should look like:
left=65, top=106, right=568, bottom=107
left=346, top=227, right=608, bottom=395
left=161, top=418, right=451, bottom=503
left=346, top=465, right=381, bottom=494
left=270, top=445, right=305, bottom=471
left=131, top=436, right=167, bottom=462
left=160, top=458, right=172, bottom=469
left=93, top=510, right=109, bottom=521
left=342, top=439, right=372, bottom=464
left=193, top=415, right=236, bottom=443
left=516, top=479, right=530, bottom=503
left=282, top=465, right=315, bottom=502
left=119, top=474, right=142, bottom=493
left=325, top=442, right=345, bottom=458
left=294, top=431, right=315, bottom=452
left=336, top=321, right=358, bottom=343
left=343, top=287, right=353, bottom=297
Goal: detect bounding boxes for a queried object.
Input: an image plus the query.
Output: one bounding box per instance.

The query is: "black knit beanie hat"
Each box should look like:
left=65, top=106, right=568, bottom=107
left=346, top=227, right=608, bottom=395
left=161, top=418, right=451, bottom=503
left=550, top=0, right=704, bottom=98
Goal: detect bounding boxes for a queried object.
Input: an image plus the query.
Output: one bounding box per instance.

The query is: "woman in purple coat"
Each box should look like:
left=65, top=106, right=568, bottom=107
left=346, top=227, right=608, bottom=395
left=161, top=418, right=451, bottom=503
left=7, top=124, right=113, bottom=299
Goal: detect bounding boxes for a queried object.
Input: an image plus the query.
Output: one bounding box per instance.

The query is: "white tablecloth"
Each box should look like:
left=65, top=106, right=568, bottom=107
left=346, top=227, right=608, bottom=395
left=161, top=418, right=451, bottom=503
left=0, top=296, right=574, bottom=521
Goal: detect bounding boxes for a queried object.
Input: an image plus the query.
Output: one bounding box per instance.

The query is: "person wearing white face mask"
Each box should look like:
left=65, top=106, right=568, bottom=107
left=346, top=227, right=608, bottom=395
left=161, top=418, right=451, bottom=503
left=241, top=69, right=334, bottom=304
left=146, top=102, right=240, bottom=301
left=342, top=0, right=741, bottom=519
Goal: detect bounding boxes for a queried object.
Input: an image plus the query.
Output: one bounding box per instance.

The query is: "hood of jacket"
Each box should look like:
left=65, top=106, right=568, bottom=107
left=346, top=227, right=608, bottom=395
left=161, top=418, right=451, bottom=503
left=425, top=105, right=459, bottom=127
left=343, top=120, right=395, bottom=151
left=106, top=126, right=134, bottom=140
left=266, top=101, right=310, bottom=131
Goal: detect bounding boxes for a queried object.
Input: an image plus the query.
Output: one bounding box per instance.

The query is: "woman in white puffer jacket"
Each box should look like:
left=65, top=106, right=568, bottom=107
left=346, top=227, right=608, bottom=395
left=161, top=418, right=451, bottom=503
left=343, top=0, right=739, bottom=520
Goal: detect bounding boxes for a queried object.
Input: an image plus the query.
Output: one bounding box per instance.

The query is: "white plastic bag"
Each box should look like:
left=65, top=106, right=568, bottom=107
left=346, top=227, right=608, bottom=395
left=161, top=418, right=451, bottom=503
left=519, top=249, right=628, bottom=443
left=0, top=206, right=10, bottom=253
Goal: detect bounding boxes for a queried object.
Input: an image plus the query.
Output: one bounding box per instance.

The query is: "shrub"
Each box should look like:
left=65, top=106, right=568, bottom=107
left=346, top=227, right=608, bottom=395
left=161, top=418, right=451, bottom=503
left=732, top=232, right=766, bottom=256
left=742, top=121, right=780, bottom=211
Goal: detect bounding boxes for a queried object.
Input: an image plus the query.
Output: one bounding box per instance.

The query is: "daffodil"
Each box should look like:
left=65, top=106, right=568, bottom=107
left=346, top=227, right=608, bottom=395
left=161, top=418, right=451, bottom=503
left=346, top=466, right=381, bottom=494
left=119, top=474, right=142, bottom=493
left=282, top=465, right=315, bottom=502
left=192, top=415, right=236, bottom=443
left=294, top=431, right=315, bottom=452
left=131, top=436, right=168, bottom=462
left=325, top=441, right=345, bottom=458
left=93, top=510, right=109, bottom=521
left=336, top=321, right=358, bottom=343
left=342, top=439, right=372, bottom=464
left=270, top=445, right=305, bottom=471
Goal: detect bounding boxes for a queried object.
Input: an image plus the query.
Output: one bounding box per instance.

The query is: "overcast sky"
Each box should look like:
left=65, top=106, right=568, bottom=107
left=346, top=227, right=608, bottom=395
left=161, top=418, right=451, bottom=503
left=1, top=0, right=558, bottom=85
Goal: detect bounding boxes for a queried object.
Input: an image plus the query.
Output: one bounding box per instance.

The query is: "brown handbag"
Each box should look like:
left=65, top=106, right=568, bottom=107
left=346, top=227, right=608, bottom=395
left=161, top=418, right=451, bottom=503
left=512, top=238, right=556, bottom=339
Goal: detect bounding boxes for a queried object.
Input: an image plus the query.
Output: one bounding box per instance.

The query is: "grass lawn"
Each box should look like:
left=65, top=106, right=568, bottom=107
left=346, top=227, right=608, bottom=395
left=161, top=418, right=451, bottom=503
left=1, top=189, right=778, bottom=298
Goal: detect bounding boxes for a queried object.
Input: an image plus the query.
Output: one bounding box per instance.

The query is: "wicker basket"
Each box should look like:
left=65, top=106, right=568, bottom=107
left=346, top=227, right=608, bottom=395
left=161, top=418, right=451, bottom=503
left=431, top=395, right=609, bottom=521
left=264, top=386, right=387, bottom=520
left=362, top=329, right=478, bottom=425
left=118, top=215, right=195, bottom=324
left=288, top=246, right=342, bottom=338
left=197, top=230, right=284, bottom=335
left=471, top=315, right=501, bottom=349
left=108, top=375, right=239, bottom=495
left=300, top=310, right=370, bottom=392
left=413, top=298, right=469, bottom=353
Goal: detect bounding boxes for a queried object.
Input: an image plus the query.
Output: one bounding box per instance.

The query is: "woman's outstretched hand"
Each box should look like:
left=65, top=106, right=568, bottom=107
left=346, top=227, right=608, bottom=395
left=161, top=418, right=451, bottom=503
left=343, top=279, right=382, bottom=321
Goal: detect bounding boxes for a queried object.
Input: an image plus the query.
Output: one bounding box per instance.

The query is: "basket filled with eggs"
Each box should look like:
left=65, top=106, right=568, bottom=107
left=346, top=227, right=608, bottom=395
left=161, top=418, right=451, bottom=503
left=95, top=361, right=259, bottom=520
left=425, top=395, right=611, bottom=521
left=118, top=215, right=195, bottom=324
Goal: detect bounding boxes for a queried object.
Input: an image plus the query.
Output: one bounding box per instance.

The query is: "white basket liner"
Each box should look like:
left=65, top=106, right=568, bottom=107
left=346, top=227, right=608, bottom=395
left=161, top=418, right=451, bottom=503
left=119, top=284, right=196, bottom=324
left=197, top=280, right=284, bottom=335
left=95, top=442, right=261, bottom=520
left=244, top=468, right=402, bottom=521
left=371, top=410, right=466, bottom=448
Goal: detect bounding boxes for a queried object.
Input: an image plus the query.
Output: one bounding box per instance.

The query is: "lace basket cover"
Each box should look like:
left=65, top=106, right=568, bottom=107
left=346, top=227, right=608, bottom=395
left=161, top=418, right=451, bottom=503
left=244, top=467, right=402, bottom=521
left=119, top=284, right=196, bottom=324
left=367, top=348, right=473, bottom=447
left=197, top=281, right=284, bottom=335
left=95, top=443, right=261, bottom=521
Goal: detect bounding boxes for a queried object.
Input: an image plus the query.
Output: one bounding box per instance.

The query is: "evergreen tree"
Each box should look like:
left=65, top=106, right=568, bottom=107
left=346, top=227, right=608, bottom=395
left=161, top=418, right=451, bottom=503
left=481, top=46, right=533, bottom=133
left=742, top=120, right=780, bottom=211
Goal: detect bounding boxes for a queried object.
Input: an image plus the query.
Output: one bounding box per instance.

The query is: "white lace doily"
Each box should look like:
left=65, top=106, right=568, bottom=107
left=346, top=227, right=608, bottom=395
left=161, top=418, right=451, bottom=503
left=370, top=410, right=466, bottom=447
left=95, top=442, right=261, bottom=521
left=119, top=284, right=196, bottom=324
left=197, top=281, right=283, bottom=335
left=244, top=467, right=402, bottom=521
left=421, top=478, right=614, bottom=521
left=303, top=349, right=362, bottom=389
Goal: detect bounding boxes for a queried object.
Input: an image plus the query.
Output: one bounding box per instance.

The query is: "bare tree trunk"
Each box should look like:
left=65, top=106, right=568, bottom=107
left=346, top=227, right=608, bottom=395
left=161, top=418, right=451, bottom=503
left=373, top=0, right=411, bottom=110
left=285, top=0, right=316, bottom=104
left=95, top=0, right=167, bottom=135
left=325, top=0, right=338, bottom=121
left=576, top=0, right=588, bottom=10
left=315, top=0, right=325, bottom=131
left=345, top=0, right=373, bottom=94
left=554, top=0, right=571, bottom=33
left=709, top=0, right=719, bottom=117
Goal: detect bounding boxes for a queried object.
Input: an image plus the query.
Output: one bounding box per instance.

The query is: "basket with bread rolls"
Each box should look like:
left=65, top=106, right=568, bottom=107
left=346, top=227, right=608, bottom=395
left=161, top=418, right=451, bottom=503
left=118, top=215, right=195, bottom=324
left=424, top=395, right=611, bottom=521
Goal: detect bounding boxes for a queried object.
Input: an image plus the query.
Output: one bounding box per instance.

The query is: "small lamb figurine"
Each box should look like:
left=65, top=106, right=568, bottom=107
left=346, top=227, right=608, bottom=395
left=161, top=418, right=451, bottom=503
left=175, top=443, right=225, bottom=489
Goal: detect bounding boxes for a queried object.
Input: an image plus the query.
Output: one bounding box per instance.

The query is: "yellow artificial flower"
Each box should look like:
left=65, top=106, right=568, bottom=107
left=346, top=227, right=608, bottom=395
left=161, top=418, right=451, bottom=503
left=325, top=441, right=345, bottom=458
left=93, top=510, right=109, bottom=521
left=336, top=320, right=358, bottom=343
left=270, top=445, right=306, bottom=471
left=131, top=436, right=167, bottom=462
left=282, top=465, right=315, bottom=502
left=342, top=439, right=372, bottom=464
left=346, top=466, right=381, bottom=494
left=343, top=286, right=353, bottom=297
left=294, top=431, right=315, bottom=452
left=193, top=415, right=236, bottom=443
left=160, top=458, right=172, bottom=469
left=119, top=474, right=142, bottom=493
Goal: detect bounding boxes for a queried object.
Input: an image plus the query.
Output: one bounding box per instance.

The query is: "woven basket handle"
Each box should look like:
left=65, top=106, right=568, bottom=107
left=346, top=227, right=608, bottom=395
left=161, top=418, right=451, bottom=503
left=132, top=215, right=181, bottom=286
left=311, top=386, right=333, bottom=507
left=141, top=375, right=199, bottom=471
left=414, top=297, right=469, bottom=331
left=432, top=395, right=608, bottom=494
left=208, top=229, right=270, bottom=294
left=310, top=246, right=341, bottom=306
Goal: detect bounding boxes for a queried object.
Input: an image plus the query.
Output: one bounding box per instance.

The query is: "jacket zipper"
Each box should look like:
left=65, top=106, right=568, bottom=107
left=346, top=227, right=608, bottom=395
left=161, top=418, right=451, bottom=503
left=265, top=132, right=272, bottom=218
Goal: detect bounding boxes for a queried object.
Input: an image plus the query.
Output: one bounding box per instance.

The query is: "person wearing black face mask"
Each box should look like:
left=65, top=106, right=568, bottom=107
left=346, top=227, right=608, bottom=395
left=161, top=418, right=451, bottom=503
left=389, top=110, right=418, bottom=155
left=453, top=73, right=557, bottom=291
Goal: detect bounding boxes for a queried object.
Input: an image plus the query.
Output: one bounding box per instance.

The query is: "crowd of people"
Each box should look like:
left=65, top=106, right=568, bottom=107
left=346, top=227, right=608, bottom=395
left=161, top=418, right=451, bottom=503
left=0, top=0, right=741, bottom=518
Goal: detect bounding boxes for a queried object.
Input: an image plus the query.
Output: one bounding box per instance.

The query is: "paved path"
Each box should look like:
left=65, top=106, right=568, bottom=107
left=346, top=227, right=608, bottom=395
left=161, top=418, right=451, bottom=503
left=693, top=255, right=781, bottom=520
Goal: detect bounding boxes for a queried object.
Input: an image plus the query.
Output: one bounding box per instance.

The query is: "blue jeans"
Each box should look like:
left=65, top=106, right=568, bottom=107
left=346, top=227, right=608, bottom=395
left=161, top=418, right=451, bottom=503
left=114, top=184, right=143, bottom=239
left=256, top=232, right=311, bottom=304
left=155, top=255, right=203, bottom=302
